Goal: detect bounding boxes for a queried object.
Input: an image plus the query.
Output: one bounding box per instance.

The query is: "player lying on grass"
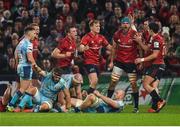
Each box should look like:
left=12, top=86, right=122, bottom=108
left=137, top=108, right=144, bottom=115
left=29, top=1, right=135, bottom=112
left=71, top=89, right=125, bottom=113
left=12, top=66, right=72, bottom=112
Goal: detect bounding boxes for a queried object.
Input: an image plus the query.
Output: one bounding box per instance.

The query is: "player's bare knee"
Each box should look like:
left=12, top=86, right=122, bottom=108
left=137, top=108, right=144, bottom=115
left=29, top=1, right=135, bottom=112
left=26, top=86, right=37, bottom=95
left=111, top=73, right=120, bottom=83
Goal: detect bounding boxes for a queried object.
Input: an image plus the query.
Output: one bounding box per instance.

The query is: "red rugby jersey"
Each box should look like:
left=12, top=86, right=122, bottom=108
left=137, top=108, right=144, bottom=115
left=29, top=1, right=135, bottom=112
left=150, top=34, right=165, bottom=65
left=81, top=32, right=109, bottom=65
left=32, top=39, right=39, bottom=60
left=142, top=30, right=152, bottom=68
left=57, top=36, right=76, bottom=67
left=113, top=29, right=138, bottom=63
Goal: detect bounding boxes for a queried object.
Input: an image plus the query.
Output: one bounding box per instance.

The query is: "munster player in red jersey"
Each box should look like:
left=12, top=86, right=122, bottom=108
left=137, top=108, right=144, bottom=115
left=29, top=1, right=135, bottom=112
left=108, top=17, right=140, bottom=113
left=79, top=20, right=112, bottom=94
left=30, top=23, right=41, bottom=88
left=134, top=22, right=166, bottom=113
left=52, top=25, right=77, bottom=74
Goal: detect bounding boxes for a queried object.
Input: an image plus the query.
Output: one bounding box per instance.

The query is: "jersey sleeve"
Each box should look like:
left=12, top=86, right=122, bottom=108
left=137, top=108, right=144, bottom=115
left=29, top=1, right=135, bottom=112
left=153, top=40, right=160, bottom=50
left=113, top=32, right=118, bottom=42
left=54, top=78, right=66, bottom=91
left=102, top=36, right=109, bottom=47
left=57, top=39, right=65, bottom=51
left=27, top=42, right=33, bottom=53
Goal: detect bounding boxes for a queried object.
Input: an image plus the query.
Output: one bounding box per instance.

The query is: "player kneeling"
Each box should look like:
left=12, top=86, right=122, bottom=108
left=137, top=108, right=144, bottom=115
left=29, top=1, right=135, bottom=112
left=13, top=66, right=71, bottom=112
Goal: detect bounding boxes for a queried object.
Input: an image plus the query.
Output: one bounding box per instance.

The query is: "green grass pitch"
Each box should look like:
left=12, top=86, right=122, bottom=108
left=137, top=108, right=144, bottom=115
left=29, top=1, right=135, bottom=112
left=1, top=105, right=180, bottom=126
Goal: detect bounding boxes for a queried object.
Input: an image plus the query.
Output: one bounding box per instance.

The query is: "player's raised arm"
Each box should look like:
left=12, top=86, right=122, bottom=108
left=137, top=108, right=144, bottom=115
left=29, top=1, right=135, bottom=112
left=63, top=87, right=71, bottom=109
left=51, top=47, right=72, bottom=58
left=133, top=33, right=150, bottom=52
left=32, top=64, right=46, bottom=77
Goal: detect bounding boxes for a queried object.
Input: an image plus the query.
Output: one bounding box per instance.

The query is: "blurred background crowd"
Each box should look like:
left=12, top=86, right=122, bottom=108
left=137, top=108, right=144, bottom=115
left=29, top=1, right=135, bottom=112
left=0, top=0, right=180, bottom=76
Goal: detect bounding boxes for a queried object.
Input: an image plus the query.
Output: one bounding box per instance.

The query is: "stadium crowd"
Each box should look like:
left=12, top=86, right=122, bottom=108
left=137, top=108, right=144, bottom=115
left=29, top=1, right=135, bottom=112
left=0, top=0, right=180, bottom=113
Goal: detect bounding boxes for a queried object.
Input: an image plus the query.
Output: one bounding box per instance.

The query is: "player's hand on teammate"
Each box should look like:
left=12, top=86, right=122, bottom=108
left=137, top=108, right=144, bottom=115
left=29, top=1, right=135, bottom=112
left=84, top=45, right=89, bottom=51
left=108, top=62, right=114, bottom=71
left=133, top=33, right=142, bottom=43
left=135, top=58, right=144, bottom=64
left=93, top=90, right=101, bottom=97
left=137, top=63, right=143, bottom=70
left=65, top=52, right=72, bottom=57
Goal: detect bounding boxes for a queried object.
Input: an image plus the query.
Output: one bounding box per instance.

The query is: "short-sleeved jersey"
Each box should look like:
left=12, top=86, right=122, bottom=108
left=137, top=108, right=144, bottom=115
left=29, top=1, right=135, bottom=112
left=40, top=72, right=66, bottom=101
left=32, top=38, right=39, bottom=60
left=15, top=38, right=33, bottom=66
left=81, top=32, right=109, bottom=65
left=113, top=29, right=138, bottom=63
left=57, top=36, right=76, bottom=67
left=61, top=74, right=74, bottom=89
left=150, top=34, right=165, bottom=65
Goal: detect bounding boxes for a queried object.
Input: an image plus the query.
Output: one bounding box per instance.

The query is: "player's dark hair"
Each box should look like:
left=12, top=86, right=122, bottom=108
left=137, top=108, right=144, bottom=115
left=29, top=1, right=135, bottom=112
left=28, top=23, right=39, bottom=28
left=149, top=22, right=159, bottom=33
left=24, top=26, right=35, bottom=34
left=65, top=24, right=76, bottom=34
left=52, top=67, right=64, bottom=76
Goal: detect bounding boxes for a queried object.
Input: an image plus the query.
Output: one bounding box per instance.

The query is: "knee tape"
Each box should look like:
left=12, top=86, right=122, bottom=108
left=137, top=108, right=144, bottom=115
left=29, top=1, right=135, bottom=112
left=111, top=66, right=123, bottom=82
left=128, top=73, right=137, bottom=83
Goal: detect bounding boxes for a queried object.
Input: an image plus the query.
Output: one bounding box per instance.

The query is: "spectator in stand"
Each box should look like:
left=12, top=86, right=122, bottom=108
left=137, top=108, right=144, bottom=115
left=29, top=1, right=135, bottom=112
left=21, top=9, right=30, bottom=26
left=11, top=33, right=19, bottom=49
left=102, top=0, right=114, bottom=23
left=39, top=6, right=52, bottom=38
left=41, top=58, right=52, bottom=72
left=70, top=1, right=81, bottom=23
left=168, top=14, right=180, bottom=36
left=60, top=3, right=71, bottom=22
left=7, top=57, right=16, bottom=75
left=45, top=26, right=58, bottom=51
left=14, top=17, right=24, bottom=37
left=78, top=20, right=88, bottom=37
left=32, top=16, right=40, bottom=25
left=29, top=1, right=41, bottom=17
left=0, top=1, right=4, bottom=12
left=55, top=18, right=65, bottom=39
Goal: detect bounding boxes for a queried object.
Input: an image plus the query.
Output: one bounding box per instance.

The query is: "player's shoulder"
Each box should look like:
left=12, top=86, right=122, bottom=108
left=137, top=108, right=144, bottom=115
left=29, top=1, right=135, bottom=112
left=153, top=34, right=164, bottom=43
left=97, top=34, right=106, bottom=39
left=114, top=30, right=121, bottom=36
left=82, top=32, right=91, bottom=39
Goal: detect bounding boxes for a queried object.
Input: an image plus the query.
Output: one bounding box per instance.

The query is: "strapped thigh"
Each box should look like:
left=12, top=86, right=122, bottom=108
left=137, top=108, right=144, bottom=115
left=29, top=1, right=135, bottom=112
left=111, top=66, right=123, bottom=82
left=127, top=73, right=137, bottom=83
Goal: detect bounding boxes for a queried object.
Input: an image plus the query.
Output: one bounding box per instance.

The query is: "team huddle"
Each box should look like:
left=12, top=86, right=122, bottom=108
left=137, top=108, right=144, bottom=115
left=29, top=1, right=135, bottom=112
left=0, top=17, right=166, bottom=113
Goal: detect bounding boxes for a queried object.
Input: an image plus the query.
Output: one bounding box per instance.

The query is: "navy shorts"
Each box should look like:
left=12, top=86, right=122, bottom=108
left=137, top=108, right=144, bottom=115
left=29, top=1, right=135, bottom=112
left=84, top=64, right=99, bottom=75
left=17, top=65, right=33, bottom=80
left=145, top=64, right=165, bottom=80
left=114, top=61, right=137, bottom=73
